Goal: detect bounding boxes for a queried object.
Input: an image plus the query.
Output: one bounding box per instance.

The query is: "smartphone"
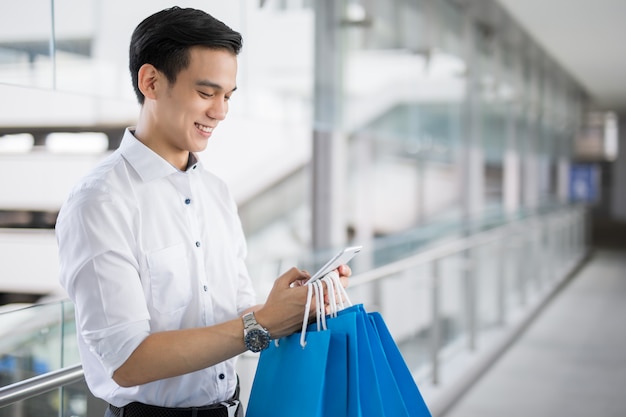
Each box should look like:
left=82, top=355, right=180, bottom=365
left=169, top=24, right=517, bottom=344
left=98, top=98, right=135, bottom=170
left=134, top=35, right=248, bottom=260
left=305, top=245, right=362, bottom=284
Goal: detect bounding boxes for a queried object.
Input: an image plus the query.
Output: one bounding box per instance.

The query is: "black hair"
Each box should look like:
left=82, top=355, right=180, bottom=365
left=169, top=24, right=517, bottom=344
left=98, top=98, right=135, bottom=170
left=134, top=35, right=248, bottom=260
left=129, top=6, right=243, bottom=104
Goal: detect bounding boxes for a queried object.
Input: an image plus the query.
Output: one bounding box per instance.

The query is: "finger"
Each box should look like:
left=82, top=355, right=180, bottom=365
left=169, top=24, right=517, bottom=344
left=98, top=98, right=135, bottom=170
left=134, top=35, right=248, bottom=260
left=339, top=276, right=349, bottom=289
left=276, top=267, right=309, bottom=288
left=292, top=269, right=312, bottom=287
left=337, top=264, right=352, bottom=277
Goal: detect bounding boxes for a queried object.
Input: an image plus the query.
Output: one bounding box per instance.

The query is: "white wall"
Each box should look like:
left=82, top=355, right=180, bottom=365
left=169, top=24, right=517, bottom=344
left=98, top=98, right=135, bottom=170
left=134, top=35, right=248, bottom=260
left=0, top=229, right=66, bottom=297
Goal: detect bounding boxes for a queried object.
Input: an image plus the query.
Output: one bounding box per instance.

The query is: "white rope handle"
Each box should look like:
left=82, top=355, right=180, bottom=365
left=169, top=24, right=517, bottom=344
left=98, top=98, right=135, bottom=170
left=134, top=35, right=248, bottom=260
left=299, top=283, right=315, bottom=348
left=322, top=274, right=339, bottom=317
left=325, top=270, right=353, bottom=310
left=335, top=270, right=353, bottom=307
left=314, top=280, right=327, bottom=330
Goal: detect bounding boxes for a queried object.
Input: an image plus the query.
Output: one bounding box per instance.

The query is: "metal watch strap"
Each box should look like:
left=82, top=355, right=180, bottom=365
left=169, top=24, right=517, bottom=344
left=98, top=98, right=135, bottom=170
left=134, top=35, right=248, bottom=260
left=243, top=312, right=257, bottom=330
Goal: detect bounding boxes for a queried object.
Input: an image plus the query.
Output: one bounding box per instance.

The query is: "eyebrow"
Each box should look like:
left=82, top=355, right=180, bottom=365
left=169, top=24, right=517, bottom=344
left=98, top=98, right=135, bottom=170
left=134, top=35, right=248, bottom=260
left=195, top=79, right=237, bottom=93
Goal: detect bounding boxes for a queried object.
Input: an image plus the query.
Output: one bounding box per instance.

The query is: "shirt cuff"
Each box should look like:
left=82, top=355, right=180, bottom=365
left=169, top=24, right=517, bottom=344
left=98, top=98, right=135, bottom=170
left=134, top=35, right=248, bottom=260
left=82, top=319, right=150, bottom=377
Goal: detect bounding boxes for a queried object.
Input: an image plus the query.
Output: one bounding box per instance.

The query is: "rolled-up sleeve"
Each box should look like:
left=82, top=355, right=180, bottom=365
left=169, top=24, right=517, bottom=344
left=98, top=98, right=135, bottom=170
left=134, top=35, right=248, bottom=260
left=57, top=186, right=150, bottom=376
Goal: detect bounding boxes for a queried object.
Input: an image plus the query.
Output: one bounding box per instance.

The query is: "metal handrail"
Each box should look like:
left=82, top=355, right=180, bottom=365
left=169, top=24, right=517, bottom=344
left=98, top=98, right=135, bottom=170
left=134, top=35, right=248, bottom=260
left=0, top=364, right=84, bottom=408
left=351, top=225, right=507, bottom=288
left=349, top=207, right=553, bottom=289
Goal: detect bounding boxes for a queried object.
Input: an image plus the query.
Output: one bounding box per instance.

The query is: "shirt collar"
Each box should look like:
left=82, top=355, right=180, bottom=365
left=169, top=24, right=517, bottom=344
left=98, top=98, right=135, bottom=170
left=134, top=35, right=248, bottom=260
left=119, top=129, right=201, bottom=182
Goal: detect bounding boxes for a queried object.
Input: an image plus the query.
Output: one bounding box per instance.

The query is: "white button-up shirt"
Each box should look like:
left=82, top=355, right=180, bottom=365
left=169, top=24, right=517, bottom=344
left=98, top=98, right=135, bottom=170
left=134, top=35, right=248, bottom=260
left=56, top=129, right=257, bottom=408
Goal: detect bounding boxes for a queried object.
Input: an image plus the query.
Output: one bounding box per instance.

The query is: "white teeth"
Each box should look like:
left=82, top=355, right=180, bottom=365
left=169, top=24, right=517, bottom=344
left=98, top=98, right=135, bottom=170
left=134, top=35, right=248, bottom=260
left=195, top=123, right=213, bottom=133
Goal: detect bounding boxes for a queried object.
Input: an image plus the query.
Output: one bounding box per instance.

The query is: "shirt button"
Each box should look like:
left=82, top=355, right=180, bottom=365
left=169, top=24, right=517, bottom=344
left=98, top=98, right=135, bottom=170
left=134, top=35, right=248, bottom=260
left=184, top=198, right=191, bottom=205
left=218, top=373, right=225, bottom=380
left=203, top=285, right=208, bottom=292
left=195, top=241, right=201, bottom=247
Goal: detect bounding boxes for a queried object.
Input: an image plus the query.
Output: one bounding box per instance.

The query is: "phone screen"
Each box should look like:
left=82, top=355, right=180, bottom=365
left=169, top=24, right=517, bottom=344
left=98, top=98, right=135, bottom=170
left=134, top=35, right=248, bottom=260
left=305, top=245, right=362, bottom=284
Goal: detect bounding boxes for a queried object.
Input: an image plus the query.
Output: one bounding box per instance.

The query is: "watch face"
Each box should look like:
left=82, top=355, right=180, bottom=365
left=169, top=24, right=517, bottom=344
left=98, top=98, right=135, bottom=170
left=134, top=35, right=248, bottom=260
left=245, top=328, right=270, bottom=352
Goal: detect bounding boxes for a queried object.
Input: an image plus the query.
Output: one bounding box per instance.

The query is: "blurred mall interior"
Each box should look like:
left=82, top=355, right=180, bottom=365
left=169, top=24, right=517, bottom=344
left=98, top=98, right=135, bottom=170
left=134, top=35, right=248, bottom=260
left=0, top=0, right=625, bottom=416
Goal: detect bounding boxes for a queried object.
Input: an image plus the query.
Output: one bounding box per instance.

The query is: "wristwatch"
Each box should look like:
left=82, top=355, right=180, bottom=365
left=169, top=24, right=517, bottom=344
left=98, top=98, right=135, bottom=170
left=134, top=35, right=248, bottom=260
left=243, top=312, right=270, bottom=352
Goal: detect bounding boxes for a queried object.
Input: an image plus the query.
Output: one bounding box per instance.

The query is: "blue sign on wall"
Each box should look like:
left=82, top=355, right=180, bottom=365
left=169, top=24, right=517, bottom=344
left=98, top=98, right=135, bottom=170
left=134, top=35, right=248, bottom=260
left=569, top=163, right=599, bottom=202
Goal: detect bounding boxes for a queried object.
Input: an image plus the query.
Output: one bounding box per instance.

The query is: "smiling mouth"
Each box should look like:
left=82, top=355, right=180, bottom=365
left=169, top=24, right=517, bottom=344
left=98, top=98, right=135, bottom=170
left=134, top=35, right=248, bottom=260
left=195, top=123, right=214, bottom=133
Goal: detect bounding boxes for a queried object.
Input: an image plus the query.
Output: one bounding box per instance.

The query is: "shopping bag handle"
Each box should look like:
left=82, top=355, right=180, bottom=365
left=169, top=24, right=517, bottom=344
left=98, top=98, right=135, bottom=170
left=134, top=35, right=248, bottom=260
left=322, top=270, right=353, bottom=312
left=300, top=281, right=326, bottom=347
left=298, top=270, right=353, bottom=348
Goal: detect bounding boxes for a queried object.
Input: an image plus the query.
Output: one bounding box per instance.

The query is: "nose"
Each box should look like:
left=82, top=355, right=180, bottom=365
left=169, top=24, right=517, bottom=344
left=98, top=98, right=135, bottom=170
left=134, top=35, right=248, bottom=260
left=207, top=98, right=228, bottom=121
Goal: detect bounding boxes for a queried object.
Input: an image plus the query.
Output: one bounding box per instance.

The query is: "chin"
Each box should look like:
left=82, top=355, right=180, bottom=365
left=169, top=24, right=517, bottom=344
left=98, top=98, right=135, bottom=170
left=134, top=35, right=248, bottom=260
left=191, top=141, right=210, bottom=153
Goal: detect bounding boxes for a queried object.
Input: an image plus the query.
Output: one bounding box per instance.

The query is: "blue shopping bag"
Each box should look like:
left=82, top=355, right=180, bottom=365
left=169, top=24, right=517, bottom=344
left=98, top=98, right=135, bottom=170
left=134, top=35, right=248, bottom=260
left=246, top=327, right=347, bottom=417
left=247, top=280, right=348, bottom=417
left=247, top=272, right=432, bottom=417
left=322, top=272, right=432, bottom=416
left=327, top=306, right=385, bottom=417
left=332, top=304, right=420, bottom=417
left=369, top=312, right=432, bottom=416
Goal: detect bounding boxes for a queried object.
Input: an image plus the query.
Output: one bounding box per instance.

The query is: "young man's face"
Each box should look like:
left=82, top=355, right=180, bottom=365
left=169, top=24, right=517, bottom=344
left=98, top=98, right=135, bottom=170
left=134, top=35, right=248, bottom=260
left=149, top=46, right=238, bottom=165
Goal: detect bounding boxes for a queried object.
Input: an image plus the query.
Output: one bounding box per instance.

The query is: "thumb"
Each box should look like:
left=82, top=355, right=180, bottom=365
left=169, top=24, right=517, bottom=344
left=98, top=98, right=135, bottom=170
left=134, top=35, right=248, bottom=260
left=275, top=267, right=310, bottom=288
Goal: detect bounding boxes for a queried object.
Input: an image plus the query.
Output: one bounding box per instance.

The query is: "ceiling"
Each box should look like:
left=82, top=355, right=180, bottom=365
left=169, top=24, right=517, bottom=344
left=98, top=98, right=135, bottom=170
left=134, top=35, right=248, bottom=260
left=495, top=0, right=626, bottom=113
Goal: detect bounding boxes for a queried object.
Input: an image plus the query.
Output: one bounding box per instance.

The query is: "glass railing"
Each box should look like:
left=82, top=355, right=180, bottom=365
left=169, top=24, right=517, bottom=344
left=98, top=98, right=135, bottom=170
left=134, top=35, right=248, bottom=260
left=0, top=301, right=79, bottom=381
left=0, top=203, right=589, bottom=417
left=246, top=199, right=572, bottom=290
left=237, top=203, right=589, bottom=410
left=0, top=300, right=91, bottom=417
left=339, top=203, right=588, bottom=415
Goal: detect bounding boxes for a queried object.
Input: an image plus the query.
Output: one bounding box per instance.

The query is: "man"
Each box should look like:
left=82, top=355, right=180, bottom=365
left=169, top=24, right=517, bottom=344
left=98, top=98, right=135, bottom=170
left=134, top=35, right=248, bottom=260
left=56, top=7, right=350, bottom=417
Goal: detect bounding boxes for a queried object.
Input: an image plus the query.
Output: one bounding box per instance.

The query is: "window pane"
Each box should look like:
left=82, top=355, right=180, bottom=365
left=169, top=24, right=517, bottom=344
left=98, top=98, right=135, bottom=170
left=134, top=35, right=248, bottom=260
left=0, top=0, right=54, bottom=89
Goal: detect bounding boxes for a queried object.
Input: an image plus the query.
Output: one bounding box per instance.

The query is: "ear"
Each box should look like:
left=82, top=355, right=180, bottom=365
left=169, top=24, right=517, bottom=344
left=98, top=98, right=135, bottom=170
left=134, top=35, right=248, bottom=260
left=137, top=64, right=161, bottom=100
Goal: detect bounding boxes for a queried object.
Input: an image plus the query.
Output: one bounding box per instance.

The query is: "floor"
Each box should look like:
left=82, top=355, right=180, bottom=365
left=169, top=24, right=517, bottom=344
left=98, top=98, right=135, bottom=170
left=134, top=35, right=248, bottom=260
left=444, top=246, right=626, bottom=417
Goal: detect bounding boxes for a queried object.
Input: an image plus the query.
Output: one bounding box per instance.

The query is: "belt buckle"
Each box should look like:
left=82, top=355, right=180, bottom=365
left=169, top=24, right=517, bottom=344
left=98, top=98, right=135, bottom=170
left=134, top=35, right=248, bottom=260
left=219, top=399, right=240, bottom=417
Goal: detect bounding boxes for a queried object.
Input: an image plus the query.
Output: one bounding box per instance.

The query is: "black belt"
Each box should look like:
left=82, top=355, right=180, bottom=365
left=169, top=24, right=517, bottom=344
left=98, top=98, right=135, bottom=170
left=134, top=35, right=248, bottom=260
left=108, top=400, right=241, bottom=417
left=108, top=383, right=241, bottom=417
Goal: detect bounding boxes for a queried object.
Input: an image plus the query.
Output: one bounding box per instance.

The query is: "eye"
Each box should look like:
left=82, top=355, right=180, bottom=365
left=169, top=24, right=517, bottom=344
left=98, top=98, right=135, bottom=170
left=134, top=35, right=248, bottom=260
left=199, top=91, right=214, bottom=98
